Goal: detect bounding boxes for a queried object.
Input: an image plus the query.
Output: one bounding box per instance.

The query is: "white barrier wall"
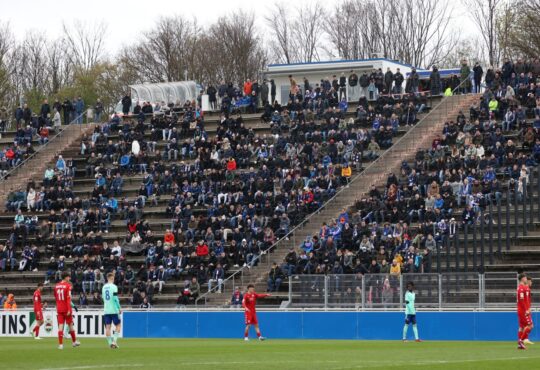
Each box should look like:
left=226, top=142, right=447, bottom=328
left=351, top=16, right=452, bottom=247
left=0, top=310, right=122, bottom=337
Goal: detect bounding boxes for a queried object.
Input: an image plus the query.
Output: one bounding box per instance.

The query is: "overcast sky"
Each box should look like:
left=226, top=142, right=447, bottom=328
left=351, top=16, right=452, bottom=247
left=1, top=0, right=473, bottom=58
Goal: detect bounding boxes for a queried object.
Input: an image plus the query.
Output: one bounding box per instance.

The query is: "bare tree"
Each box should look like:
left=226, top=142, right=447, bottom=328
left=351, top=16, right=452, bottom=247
left=18, top=32, right=50, bottom=93
left=502, top=0, right=540, bottom=59
left=294, top=3, right=325, bottom=63
left=47, top=40, right=72, bottom=94
left=325, top=0, right=455, bottom=68
left=323, top=1, right=363, bottom=59
left=496, top=1, right=518, bottom=61
left=265, top=4, right=295, bottom=64
left=62, top=21, right=108, bottom=72
left=265, top=2, right=324, bottom=63
left=0, top=22, right=15, bottom=107
left=463, top=0, right=502, bottom=67
left=206, top=12, right=267, bottom=83
left=119, top=16, right=199, bottom=83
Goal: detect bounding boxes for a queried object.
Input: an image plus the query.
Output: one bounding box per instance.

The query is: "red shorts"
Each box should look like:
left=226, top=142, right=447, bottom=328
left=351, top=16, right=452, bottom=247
left=245, top=312, right=258, bottom=325
left=518, top=312, right=532, bottom=328
left=57, top=312, right=73, bottom=326
left=34, top=311, right=43, bottom=321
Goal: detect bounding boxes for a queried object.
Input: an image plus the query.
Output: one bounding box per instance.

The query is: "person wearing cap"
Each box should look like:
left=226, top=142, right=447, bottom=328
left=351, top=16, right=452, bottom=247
left=4, top=293, right=17, bottom=310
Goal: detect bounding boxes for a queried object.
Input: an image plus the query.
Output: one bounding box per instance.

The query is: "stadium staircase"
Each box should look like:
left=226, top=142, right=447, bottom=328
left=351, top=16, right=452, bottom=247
left=0, top=124, right=95, bottom=206
left=199, top=93, right=483, bottom=306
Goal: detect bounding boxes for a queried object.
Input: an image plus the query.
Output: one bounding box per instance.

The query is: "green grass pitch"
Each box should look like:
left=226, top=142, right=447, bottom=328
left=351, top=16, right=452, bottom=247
left=2, top=338, right=540, bottom=370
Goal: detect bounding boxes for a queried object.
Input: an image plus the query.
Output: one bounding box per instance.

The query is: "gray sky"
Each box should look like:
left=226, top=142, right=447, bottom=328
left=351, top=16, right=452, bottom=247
left=1, top=0, right=283, bottom=53
left=1, top=0, right=473, bottom=58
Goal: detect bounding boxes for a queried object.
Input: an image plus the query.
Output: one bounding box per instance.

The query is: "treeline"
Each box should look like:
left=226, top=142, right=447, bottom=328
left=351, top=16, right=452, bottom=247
left=0, top=0, right=538, bottom=114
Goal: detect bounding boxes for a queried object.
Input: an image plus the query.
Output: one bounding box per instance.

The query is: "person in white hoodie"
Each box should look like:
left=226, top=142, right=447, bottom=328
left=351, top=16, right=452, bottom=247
left=27, top=188, right=36, bottom=211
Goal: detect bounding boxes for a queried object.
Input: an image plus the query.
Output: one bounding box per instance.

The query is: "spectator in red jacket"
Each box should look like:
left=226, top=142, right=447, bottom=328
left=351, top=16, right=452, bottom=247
left=226, top=158, right=237, bottom=171
left=164, top=229, right=175, bottom=245
left=243, top=79, right=253, bottom=96
left=196, top=240, right=209, bottom=257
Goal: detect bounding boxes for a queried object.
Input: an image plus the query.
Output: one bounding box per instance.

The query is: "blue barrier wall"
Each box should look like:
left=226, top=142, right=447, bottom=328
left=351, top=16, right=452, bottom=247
left=123, top=311, right=538, bottom=341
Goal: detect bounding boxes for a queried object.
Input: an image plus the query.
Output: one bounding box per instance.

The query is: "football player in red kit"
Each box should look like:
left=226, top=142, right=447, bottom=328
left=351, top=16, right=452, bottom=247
left=54, top=272, right=80, bottom=349
left=32, top=283, right=46, bottom=339
left=522, top=276, right=535, bottom=345
left=242, top=284, right=270, bottom=341
left=517, top=273, right=533, bottom=349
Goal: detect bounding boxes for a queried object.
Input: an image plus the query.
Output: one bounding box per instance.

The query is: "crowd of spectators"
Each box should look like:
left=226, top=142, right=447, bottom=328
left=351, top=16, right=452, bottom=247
left=6, top=57, right=540, bottom=307
left=1, top=73, right=433, bottom=306
left=271, top=61, right=540, bottom=305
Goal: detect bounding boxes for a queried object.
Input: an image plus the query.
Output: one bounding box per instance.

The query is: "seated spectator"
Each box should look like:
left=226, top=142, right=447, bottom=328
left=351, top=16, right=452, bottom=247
left=3, top=293, right=17, bottom=310
left=267, top=262, right=284, bottom=292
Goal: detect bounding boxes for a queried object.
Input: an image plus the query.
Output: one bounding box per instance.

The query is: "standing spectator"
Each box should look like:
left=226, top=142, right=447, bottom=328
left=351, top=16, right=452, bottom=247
left=359, top=71, right=370, bottom=98
left=270, top=79, right=276, bottom=104
left=260, top=79, right=269, bottom=106
left=267, top=262, right=284, bottom=292
left=384, top=68, right=394, bottom=94
left=473, top=62, right=483, bottom=93
left=75, top=96, right=84, bottom=124
left=22, top=103, right=32, bottom=125
left=349, top=70, right=359, bottom=100
left=339, top=72, right=347, bottom=100
left=15, top=105, right=23, bottom=129
left=62, top=98, right=72, bottom=125
left=40, top=99, right=50, bottom=124
left=52, top=108, right=61, bottom=130
left=121, top=94, right=131, bottom=115
left=394, top=68, right=404, bottom=93
left=207, top=85, right=217, bottom=110
left=430, top=66, right=441, bottom=96
left=408, top=68, right=419, bottom=94
left=94, top=99, right=104, bottom=123
left=460, top=59, right=471, bottom=93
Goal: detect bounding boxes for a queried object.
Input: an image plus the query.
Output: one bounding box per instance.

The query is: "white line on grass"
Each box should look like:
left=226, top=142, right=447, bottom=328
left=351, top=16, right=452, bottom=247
left=39, top=365, right=144, bottom=370
left=329, top=356, right=540, bottom=370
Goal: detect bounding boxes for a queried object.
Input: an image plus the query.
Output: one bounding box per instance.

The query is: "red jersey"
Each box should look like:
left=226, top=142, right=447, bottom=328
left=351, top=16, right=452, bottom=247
left=525, top=285, right=532, bottom=310
left=54, top=281, right=72, bottom=314
left=517, top=284, right=528, bottom=314
left=33, top=289, right=43, bottom=313
left=242, top=292, right=269, bottom=314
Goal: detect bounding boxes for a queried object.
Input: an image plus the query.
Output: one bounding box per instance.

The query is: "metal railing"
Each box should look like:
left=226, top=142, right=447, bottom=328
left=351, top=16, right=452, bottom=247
left=286, top=272, right=537, bottom=310
left=196, top=81, right=476, bottom=304
left=0, top=110, right=91, bottom=193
